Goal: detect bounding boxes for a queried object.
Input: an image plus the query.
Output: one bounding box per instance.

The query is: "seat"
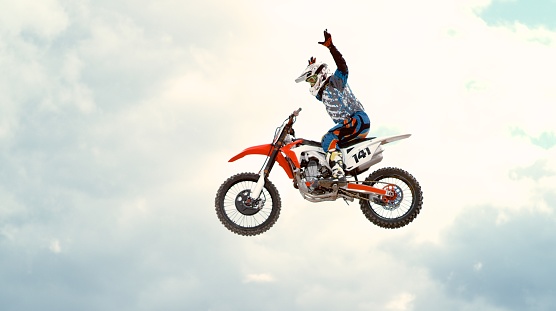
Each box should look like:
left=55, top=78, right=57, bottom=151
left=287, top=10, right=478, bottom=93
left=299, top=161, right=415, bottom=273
left=338, top=137, right=375, bottom=149
left=300, top=137, right=376, bottom=149
left=299, top=139, right=322, bottom=147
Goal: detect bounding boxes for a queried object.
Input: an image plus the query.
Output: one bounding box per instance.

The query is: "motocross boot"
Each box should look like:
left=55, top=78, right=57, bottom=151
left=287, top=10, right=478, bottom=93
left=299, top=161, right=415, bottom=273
left=326, top=150, right=347, bottom=185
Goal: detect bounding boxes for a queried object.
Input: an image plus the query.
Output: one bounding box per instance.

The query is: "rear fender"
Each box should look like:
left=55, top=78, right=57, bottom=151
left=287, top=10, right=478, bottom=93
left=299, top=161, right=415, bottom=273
left=344, top=134, right=411, bottom=173
left=375, top=134, right=411, bottom=145
left=229, top=144, right=295, bottom=179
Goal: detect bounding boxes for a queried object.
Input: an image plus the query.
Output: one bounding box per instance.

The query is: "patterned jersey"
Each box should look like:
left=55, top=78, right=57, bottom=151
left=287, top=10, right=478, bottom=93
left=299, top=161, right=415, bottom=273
left=315, top=45, right=365, bottom=124
left=317, top=69, right=364, bottom=124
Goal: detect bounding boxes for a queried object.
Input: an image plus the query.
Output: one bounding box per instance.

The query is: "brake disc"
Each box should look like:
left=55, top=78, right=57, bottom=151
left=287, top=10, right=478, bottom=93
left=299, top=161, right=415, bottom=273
left=235, top=190, right=264, bottom=216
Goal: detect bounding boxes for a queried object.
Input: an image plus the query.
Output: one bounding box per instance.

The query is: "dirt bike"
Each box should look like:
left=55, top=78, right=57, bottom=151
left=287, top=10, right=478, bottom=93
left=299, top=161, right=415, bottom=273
left=215, top=108, right=423, bottom=236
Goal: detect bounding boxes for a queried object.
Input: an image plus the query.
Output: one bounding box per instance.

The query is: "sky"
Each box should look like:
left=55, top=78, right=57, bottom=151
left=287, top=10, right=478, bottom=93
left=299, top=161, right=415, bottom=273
left=1, top=0, right=556, bottom=310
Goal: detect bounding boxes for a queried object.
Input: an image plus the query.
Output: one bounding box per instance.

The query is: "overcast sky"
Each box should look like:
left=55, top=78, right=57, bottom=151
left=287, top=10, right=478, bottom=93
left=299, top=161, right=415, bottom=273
left=1, top=0, right=556, bottom=310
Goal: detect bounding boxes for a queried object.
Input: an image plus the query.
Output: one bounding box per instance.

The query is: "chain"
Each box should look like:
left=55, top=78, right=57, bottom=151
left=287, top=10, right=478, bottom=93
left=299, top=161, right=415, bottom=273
left=339, top=188, right=370, bottom=201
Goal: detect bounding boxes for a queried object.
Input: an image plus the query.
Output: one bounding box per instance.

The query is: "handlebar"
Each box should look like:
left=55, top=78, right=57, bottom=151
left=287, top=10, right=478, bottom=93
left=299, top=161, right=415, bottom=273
left=285, top=107, right=302, bottom=127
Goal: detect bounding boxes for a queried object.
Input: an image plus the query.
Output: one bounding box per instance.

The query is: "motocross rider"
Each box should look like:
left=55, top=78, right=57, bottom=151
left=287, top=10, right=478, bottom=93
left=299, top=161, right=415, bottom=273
left=295, top=29, right=370, bottom=182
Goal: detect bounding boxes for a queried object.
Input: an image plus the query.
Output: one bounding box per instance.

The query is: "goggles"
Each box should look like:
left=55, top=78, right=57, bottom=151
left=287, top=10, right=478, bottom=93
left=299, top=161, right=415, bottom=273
left=306, top=74, right=318, bottom=85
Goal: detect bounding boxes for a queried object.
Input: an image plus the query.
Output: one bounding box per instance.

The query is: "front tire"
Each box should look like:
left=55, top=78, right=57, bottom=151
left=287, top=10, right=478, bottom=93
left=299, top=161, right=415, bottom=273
left=215, top=172, right=281, bottom=236
left=359, top=167, right=423, bottom=229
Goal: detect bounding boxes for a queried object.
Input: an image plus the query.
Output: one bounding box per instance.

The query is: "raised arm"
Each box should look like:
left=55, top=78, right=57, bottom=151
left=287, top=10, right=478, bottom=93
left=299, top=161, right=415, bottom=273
left=318, top=29, right=348, bottom=74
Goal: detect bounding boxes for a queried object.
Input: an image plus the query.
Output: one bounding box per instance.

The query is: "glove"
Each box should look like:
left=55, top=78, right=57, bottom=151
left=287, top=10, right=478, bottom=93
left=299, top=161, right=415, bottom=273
left=308, top=57, right=316, bottom=65
left=318, top=29, right=333, bottom=48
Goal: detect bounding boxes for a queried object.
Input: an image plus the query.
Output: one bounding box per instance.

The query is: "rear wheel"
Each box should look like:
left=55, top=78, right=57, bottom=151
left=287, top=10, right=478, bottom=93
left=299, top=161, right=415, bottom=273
left=359, top=167, right=423, bottom=229
left=215, top=172, right=281, bottom=236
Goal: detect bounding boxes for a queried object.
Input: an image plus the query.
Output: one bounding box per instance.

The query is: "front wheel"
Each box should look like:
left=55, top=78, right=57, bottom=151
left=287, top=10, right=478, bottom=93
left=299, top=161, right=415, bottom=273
left=359, top=167, right=423, bottom=229
left=215, top=172, right=281, bottom=236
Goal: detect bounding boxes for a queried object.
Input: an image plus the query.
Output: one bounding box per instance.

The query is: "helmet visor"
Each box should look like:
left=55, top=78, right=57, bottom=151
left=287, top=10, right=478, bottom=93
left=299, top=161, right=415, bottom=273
left=295, top=71, right=311, bottom=83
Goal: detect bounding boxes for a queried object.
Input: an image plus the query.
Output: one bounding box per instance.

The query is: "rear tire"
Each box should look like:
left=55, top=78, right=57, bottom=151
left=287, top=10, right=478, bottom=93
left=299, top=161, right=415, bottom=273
left=215, top=172, right=281, bottom=236
left=359, top=167, right=423, bottom=229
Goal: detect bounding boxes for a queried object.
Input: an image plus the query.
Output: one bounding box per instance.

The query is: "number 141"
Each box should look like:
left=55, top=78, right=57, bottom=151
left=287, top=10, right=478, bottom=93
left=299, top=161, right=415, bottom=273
left=352, top=147, right=372, bottom=164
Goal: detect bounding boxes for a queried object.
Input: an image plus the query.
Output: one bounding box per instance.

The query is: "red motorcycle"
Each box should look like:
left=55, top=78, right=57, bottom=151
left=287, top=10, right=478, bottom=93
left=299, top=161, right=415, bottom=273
left=215, top=108, right=423, bottom=236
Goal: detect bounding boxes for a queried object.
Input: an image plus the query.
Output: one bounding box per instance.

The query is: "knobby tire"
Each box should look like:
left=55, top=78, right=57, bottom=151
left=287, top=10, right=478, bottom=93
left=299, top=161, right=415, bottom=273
left=215, top=172, right=281, bottom=236
left=359, top=167, right=423, bottom=229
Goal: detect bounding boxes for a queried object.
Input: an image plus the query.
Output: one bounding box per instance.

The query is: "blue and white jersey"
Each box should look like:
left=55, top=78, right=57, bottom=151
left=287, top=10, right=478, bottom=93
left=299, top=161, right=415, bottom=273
left=317, top=69, right=365, bottom=124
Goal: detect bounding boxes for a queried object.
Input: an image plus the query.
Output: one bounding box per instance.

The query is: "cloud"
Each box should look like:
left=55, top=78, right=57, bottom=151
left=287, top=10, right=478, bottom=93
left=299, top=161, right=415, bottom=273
left=385, top=293, right=416, bottom=311
left=385, top=205, right=556, bottom=311
left=0, top=0, right=69, bottom=39
left=243, top=273, right=275, bottom=283
left=49, top=239, right=62, bottom=253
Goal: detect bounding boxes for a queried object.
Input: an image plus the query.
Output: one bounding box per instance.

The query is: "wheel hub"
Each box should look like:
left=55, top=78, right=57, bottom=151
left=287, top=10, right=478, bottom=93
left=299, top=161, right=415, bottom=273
left=379, top=184, right=403, bottom=210
left=235, top=190, right=262, bottom=216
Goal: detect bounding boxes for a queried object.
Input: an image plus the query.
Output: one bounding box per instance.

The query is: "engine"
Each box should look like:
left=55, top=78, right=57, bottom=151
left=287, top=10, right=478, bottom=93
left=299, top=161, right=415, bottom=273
left=299, top=157, right=331, bottom=193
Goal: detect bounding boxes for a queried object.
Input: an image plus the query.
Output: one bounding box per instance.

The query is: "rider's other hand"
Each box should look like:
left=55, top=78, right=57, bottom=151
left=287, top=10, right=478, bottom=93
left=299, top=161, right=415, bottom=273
left=318, top=29, right=332, bottom=48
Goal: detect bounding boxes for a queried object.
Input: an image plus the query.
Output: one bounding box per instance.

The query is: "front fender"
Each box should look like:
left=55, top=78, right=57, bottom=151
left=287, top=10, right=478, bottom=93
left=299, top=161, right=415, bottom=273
left=229, top=144, right=294, bottom=179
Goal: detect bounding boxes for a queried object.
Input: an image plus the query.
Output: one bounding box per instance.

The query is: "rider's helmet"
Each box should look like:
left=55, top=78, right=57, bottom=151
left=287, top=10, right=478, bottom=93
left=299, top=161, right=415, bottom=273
left=295, top=59, right=330, bottom=96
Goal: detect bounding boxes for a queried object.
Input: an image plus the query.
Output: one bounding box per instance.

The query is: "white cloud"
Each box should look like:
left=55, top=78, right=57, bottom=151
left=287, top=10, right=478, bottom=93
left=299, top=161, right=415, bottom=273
left=49, top=239, right=62, bottom=254
left=0, top=0, right=69, bottom=39
left=385, top=293, right=416, bottom=311
left=243, top=273, right=275, bottom=283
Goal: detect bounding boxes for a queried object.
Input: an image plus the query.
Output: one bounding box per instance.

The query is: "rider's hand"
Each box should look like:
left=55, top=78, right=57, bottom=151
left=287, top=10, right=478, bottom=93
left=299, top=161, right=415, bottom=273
left=318, top=29, right=333, bottom=48
left=308, top=57, right=316, bottom=65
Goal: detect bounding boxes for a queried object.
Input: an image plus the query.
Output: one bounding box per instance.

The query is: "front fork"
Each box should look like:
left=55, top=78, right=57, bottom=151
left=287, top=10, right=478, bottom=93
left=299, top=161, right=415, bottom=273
left=250, top=140, right=284, bottom=200
left=250, top=173, right=267, bottom=200
left=250, top=111, right=297, bottom=201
